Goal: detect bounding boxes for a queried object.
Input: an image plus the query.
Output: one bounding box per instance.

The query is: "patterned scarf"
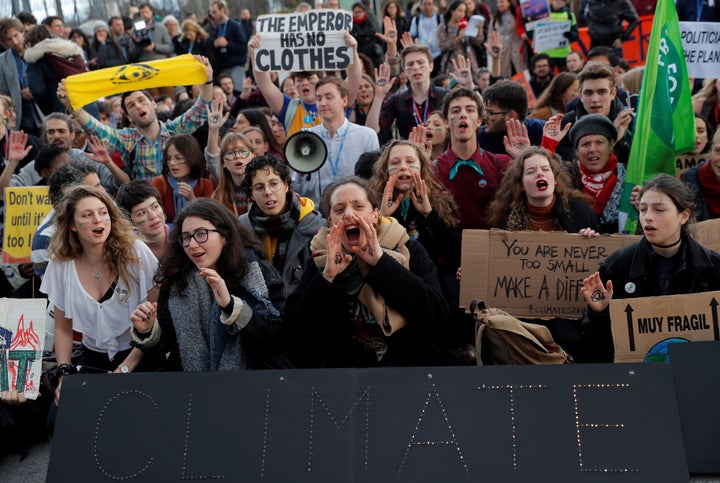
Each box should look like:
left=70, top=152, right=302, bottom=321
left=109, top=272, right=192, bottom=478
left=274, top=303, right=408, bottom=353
left=578, top=154, right=618, bottom=216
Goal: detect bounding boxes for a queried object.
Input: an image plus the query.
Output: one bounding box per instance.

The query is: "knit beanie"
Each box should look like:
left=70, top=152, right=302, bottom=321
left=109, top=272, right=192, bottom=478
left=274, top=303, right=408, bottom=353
left=569, top=114, right=618, bottom=147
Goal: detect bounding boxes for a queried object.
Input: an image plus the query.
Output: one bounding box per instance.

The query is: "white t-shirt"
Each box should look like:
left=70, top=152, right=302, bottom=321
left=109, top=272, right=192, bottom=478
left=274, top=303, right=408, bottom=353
left=40, top=239, right=158, bottom=359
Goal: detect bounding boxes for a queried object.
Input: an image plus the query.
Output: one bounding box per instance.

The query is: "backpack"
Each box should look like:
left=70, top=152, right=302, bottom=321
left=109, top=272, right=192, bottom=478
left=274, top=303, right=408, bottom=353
left=410, top=13, right=442, bottom=39
left=470, top=300, right=573, bottom=365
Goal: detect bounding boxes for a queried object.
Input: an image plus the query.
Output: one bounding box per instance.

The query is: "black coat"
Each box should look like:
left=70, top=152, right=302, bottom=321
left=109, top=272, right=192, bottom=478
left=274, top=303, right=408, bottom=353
left=94, top=41, right=127, bottom=69
left=584, top=236, right=720, bottom=361
left=285, top=239, right=449, bottom=368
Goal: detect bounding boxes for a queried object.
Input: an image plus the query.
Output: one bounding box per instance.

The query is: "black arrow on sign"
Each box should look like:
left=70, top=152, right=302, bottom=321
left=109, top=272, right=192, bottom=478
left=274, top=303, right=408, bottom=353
left=710, top=298, right=719, bottom=341
left=625, top=304, right=635, bottom=351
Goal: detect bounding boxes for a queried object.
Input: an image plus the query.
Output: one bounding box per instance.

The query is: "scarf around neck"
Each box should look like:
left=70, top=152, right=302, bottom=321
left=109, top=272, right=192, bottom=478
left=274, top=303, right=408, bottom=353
left=310, top=217, right=410, bottom=335
left=166, top=175, right=198, bottom=217
left=506, top=194, right=560, bottom=231
left=579, top=153, right=618, bottom=216
left=248, top=192, right=301, bottom=238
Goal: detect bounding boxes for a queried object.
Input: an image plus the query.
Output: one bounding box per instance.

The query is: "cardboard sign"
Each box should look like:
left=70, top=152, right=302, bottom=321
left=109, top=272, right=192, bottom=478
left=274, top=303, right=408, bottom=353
left=689, top=218, right=720, bottom=254
left=2, top=186, right=52, bottom=264
left=48, top=364, right=689, bottom=482
left=255, top=10, right=353, bottom=72
left=0, top=298, right=47, bottom=399
left=679, top=22, right=720, bottom=79
left=669, top=341, right=720, bottom=474
left=675, top=153, right=705, bottom=179
left=610, top=291, right=720, bottom=363
left=460, top=230, right=640, bottom=319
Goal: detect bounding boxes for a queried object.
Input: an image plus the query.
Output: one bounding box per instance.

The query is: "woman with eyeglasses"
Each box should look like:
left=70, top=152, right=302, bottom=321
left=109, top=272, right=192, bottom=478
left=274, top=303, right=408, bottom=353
left=212, top=132, right=255, bottom=216
left=239, top=156, right=325, bottom=295
left=130, top=198, right=290, bottom=371
left=151, top=134, right=214, bottom=223
left=40, top=185, right=158, bottom=420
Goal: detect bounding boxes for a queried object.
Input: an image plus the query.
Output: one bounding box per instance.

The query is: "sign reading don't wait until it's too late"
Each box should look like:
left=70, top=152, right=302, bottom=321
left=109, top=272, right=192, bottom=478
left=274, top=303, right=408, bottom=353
left=254, top=10, right=353, bottom=72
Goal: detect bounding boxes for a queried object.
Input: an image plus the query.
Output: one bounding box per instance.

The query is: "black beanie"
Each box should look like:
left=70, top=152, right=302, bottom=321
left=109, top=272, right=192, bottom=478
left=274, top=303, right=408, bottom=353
left=569, top=114, right=618, bottom=148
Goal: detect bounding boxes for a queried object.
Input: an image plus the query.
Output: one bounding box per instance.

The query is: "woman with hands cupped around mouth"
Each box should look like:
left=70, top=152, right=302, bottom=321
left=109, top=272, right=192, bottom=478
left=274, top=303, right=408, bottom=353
left=284, top=177, right=450, bottom=368
left=130, top=198, right=290, bottom=372
left=580, top=174, right=720, bottom=362
left=368, top=140, right=474, bottom=363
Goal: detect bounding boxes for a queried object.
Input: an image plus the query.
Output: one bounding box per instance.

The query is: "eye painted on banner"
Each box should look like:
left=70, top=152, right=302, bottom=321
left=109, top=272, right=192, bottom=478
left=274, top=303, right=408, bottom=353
left=110, top=64, right=161, bottom=85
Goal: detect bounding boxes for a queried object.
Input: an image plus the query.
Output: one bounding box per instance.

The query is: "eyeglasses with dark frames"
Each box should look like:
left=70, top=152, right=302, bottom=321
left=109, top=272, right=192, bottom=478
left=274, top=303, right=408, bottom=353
left=178, top=228, right=220, bottom=247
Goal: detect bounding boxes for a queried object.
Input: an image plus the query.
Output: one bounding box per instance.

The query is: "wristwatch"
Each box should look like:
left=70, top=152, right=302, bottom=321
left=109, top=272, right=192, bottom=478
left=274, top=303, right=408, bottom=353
left=119, top=364, right=130, bottom=374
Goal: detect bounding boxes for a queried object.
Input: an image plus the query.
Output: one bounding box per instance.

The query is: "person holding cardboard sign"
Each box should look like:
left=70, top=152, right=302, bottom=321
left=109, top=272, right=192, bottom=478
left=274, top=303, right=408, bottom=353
left=581, top=174, right=720, bottom=362
left=487, top=146, right=600, bottom=361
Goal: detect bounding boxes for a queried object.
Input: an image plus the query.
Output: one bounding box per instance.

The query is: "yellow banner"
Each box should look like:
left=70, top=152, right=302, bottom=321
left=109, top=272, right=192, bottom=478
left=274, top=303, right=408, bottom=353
left=64, top=54, right=207, bottom=110
left=2, top=187, right=52, bottom=264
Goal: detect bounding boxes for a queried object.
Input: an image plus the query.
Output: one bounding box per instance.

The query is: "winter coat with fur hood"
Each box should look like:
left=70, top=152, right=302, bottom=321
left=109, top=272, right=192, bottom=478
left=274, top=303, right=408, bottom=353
left=24, top=38, right=88, bottom=115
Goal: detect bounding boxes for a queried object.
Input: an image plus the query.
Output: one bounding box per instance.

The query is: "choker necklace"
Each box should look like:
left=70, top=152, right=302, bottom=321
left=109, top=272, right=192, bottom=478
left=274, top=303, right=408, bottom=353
left=651, top=238, right=682, bottom=249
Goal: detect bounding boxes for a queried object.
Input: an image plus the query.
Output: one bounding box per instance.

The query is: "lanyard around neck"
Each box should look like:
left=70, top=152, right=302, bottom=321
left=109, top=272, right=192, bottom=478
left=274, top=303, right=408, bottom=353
left=412, top=88, right=431, bottom=126
left=322, top=122, right=350, bottom=178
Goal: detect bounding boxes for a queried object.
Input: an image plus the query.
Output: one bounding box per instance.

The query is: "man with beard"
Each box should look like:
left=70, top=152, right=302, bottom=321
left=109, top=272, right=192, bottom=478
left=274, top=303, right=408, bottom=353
left=56, top=55, right=215, bottom=180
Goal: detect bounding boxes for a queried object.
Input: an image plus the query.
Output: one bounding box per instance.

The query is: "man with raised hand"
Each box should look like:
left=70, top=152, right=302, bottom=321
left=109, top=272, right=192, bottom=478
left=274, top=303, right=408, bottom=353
left=56, top=55, right=215, bottom=180
left=248, top=31, right=362, bottom=137
left=367, top=46, right=475, bottom=145
left=436, top=87, right=529, bottom=229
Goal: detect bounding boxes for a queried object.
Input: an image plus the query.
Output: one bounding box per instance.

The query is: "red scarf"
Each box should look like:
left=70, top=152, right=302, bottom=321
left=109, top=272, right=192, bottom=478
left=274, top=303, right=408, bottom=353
left=578, top=153, right=619, bottom=216
left=698, top=161, right=720, bottom=216
left=353, top=12, right=368, bottom=24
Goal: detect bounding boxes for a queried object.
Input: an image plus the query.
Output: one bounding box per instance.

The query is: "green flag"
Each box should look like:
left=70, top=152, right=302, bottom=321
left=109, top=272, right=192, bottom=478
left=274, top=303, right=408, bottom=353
left=618, top=0, right=695, bottom=234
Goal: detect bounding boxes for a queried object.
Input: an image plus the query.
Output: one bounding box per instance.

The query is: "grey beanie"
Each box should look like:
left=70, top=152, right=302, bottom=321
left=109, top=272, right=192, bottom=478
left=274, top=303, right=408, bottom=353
left=569, top=114, right=618, bottom=148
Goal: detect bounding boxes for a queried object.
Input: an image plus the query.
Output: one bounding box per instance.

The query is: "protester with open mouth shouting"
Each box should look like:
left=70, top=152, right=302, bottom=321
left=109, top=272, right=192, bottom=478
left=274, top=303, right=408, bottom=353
left=285, top=177, right=449, bottom=368
left=543, top=113, right=627, bottom=233
left=369, top=140, right=476, bottom=363
left=487, top=146, right=601, bottom=362
left=488, top=146, right=599, bottom=233
left=40, top=185, right=158, bottom=428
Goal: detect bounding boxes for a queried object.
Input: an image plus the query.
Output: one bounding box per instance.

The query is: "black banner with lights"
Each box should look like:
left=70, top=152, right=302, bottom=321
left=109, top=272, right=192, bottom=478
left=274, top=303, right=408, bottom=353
left=47, top=364, right=690, bottom=482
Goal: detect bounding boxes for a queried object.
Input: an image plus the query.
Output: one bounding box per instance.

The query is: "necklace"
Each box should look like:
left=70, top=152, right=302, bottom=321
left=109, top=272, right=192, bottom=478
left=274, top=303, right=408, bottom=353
left=82, top=258, right=105, bottom=280
left=651, top=238, right=682, bottom=249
